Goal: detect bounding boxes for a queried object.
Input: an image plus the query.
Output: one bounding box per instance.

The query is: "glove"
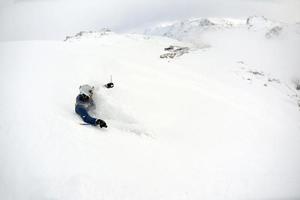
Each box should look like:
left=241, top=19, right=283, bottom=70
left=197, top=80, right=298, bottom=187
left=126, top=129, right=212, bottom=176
left=96, top=119, right=107, bottom=128
left=105, top=82, right=114, bottom=89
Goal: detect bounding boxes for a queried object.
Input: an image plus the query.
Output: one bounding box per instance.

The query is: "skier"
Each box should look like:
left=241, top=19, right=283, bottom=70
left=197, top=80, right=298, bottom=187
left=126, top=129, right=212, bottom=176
left=75, top=84, right=107, bottom=128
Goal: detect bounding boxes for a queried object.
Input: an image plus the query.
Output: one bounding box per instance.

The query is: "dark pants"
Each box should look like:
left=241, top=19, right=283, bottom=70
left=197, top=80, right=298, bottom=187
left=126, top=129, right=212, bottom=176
left=75, top=105, right=97, bottom=125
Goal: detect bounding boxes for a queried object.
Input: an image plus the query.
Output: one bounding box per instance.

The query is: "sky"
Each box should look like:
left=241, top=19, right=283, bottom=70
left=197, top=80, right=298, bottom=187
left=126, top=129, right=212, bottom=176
left=0, top=0, right=299, bottom=41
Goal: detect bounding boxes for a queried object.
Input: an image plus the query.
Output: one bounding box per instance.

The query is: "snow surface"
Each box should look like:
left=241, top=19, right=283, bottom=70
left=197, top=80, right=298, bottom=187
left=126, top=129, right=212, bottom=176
left=1, top=19, right=300, bottom=200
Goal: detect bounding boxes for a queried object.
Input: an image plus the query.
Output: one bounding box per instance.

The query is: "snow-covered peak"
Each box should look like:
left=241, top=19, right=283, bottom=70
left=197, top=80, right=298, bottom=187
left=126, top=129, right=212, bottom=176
left=144, top=17, right=244, bottom=41
left=246, top=16, right=283, bottom=31
left=64, top=28, right=113, bottom=41
left=144, top=16, right=297, bottom=43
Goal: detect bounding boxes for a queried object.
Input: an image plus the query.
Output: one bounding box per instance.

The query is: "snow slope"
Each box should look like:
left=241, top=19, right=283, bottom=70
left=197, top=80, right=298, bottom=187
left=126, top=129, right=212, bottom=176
left=0, top=23, right=300, bottom=200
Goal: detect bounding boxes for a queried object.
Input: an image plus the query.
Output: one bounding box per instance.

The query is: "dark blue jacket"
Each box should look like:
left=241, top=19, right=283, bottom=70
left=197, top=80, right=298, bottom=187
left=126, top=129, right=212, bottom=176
left=75, top=94, right=97, bottom=125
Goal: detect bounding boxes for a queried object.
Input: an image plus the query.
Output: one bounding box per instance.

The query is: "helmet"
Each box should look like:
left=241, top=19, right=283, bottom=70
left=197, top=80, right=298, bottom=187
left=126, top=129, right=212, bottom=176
left=79, top=84, right=94, bottom=97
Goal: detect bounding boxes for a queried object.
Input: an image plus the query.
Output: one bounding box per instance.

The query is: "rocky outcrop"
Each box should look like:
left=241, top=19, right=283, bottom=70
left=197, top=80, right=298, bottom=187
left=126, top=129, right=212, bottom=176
left=160, top=45, right=189, bottom=59
left=265, top=26, right=283, bottom=38
left=64, top=28, right=112, bottom=41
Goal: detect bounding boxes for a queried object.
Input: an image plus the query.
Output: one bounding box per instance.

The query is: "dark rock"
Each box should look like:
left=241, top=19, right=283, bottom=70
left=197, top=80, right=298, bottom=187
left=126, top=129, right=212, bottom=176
left=248, top=70, right=264, bottom=76
left=266, top=26, right=283, bottom=39
left=160, top=53, right=177, bottom=59
left=268, top=78, right=281, bottom=83
left=161, top=45, right=189, bottom=59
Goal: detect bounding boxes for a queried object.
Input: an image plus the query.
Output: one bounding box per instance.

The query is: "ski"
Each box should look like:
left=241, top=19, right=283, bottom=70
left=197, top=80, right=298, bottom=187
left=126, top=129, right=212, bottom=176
left=79, top=123, right=90, bottom=125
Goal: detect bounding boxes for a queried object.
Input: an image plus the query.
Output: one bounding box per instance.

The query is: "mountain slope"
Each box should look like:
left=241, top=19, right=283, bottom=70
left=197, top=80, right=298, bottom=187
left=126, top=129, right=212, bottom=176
left=0, top=27, right=300, bottom=200
left=144, top=16, right=300, bottom=45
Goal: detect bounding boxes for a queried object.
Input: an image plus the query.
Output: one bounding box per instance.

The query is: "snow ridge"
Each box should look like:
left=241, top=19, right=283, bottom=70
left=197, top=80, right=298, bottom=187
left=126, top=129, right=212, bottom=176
left=144, top=17, right=244, bottom=41
left=64, top=28, right=113, bottom=41
left=144, top=16, right=298, bottom=42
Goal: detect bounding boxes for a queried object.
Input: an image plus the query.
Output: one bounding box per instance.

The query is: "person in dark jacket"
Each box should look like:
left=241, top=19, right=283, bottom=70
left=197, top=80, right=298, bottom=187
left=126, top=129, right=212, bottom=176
left=75, top=84, right=107, bottom=128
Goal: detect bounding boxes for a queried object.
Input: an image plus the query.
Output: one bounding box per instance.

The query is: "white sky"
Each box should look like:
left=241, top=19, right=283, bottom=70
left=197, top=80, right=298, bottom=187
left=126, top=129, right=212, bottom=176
left=0, top=0, right=299, bottom=41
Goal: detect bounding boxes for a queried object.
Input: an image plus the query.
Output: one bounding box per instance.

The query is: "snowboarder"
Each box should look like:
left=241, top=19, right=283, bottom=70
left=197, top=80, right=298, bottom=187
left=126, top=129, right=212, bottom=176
left=75, top=84, right=107, bottom=128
